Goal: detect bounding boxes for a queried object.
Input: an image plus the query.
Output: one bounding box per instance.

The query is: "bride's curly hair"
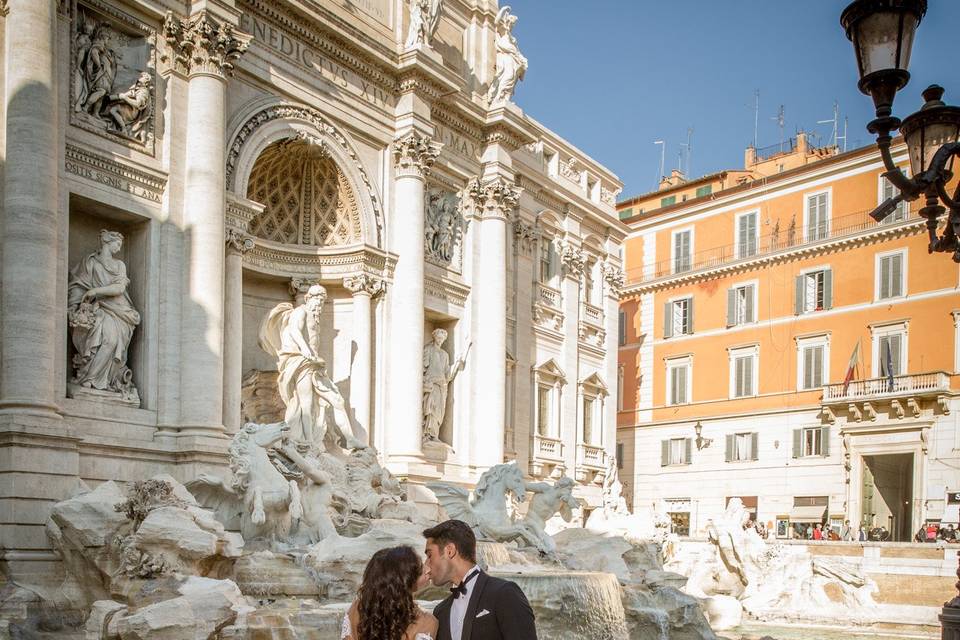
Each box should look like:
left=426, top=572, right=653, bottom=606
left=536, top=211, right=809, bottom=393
left=356, top=545, right=421, bottom=640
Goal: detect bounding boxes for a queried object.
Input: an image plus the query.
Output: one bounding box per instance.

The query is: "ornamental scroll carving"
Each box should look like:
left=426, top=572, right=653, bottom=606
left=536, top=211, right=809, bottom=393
left=465, top=176, right=520, bottom=221
left=556, top=238, right=584, bottom=276
left=601, top=262, right=625, bottom=296
left=71, top=4, right=156, bottom=149
left=343, top=274, right=385, bottom=298
left=225, top=229, right=255, bottom=254
left=394, top=131, right=441, bottom=178
left=513, top=220, right=539, bottom=255
left=162, top=10, right=250, bottom=78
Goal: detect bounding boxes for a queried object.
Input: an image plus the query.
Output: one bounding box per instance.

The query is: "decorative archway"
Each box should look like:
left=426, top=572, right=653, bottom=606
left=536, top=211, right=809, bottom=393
left=225, top=101, right=384, bottom=248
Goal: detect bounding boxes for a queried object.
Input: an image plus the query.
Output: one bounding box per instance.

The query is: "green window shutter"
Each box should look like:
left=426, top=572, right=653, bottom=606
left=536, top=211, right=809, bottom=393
left=663, top=302, right=673, bottom=339
left=685, top=298, right=694, bottom=335
left=661, top=195, right=676, bottom=207
left=794, top=275, right=804, bottom=314
left=725, top=434, right=734, bottom=462
left=792, top=429, right=802, bottom=458
left=802, top=347, right=813, bottom=389
left=661, top=440, right=669, bottom=466
left=620, top=207, right=632, bottom=220
left=684, top=437, right=692, bottom=464
left=745, top=356, right=754, bottom=395
left=823, top=269, right=833, bottom=309
left=745, top=285, right=755, bottom=323
left=751, top=432, right=759, bottom=460
left=696, top=185, right=712, bottom=198
left=820, top=426, right=830, bottom=457
left=726, top=288, right=737, bottom=327
left=880, top=256, right=891, bottom=299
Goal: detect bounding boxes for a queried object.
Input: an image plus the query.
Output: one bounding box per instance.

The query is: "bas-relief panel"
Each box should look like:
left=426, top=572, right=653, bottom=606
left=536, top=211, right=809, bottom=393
left=424, top=188, right=463, bottom=271
left=337, top=0, right=392, bottom=28
left=70, top=1, right=157, bottom=154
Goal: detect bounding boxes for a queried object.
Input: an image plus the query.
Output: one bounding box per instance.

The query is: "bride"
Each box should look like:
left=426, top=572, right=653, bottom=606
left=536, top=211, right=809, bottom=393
left=342, top=545, right=438, bottom=640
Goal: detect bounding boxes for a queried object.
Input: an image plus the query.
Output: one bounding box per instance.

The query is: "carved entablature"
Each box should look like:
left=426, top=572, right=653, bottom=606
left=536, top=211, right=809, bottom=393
left=342, top=273, right=385, bottom=298
left=71, top=1, right=157, bottom=153
left=243, top=244, right=388, bottom=281
left=64, top=144, right=166, bottom=203
left=425, top=188, right=463, bottom=270
left=424, top=275, right=469, bottom=308
left=394, top=131, right=441, bottom=179
left=162, top=11, right=250, bottom=78
left=465, top=176, right=520, bottom=222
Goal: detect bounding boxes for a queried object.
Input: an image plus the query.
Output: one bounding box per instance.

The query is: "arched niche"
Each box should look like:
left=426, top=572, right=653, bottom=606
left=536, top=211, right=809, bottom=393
left=225, top=100, right=384, bottom=249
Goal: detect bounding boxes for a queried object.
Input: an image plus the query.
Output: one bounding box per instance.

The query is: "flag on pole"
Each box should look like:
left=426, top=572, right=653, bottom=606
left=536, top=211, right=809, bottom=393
left=841, top=339, right=860, bottom=395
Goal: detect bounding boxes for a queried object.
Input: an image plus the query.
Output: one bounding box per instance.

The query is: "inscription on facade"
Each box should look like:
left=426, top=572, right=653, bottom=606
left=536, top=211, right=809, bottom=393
left=240, top=13, right=394, bottom=110
left=434, top=122, right=479, bottom=161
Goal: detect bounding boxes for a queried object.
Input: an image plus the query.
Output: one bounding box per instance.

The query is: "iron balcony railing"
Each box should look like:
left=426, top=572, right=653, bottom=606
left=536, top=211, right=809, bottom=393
left=626, top=204, right=919, bottom=285
left=822, top=371, right=950, bottom=402
left=754, top=136, right=800, bottom=161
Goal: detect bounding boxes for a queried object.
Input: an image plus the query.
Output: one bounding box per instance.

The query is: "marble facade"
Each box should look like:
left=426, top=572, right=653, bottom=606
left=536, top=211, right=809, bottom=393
left=0, top=0, right=625, bottom=593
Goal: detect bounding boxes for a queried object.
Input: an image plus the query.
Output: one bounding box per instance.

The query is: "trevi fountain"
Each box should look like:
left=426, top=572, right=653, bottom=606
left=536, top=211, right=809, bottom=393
left=0, top=0, right=948, bottom=639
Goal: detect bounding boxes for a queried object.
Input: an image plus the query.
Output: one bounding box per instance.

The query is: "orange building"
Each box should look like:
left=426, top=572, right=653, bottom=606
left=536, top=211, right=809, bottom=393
left=616, top=139, right=959, bottom=541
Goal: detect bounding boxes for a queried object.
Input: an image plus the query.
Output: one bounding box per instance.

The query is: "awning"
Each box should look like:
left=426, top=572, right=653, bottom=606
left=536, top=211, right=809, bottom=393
left=789, top=505, right=827, bottom=522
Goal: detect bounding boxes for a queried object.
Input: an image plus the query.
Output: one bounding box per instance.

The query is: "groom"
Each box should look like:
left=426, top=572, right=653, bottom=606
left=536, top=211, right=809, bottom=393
left=424, top=519, right=537, bottom=640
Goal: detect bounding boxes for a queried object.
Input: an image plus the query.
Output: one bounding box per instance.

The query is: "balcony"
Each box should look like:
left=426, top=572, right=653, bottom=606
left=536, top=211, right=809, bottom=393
left=533, top=283, right=564, bottom=333
left=581, top=301, right=603, bottom=327
left=625, top=205, right=921, bottom=287
left=820, top=371, right=951, bottom=423
left=536, top=283, right=562, bottom=310
left=575, top=443, right=606, bottom=483
left=530, top=434, right=565, bottom=478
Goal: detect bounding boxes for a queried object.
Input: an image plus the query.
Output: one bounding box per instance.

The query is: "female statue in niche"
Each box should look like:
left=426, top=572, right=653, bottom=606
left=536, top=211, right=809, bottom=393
left=67, top=229, right=141, bottom=401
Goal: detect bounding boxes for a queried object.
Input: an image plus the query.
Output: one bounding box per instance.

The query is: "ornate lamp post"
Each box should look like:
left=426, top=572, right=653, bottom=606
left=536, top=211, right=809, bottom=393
left=841, top=0, right=960, bottom=261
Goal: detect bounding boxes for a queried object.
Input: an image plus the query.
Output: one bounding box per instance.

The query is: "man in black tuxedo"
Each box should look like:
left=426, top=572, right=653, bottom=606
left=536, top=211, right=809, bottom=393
left=424, top=519, right=538, bottom=640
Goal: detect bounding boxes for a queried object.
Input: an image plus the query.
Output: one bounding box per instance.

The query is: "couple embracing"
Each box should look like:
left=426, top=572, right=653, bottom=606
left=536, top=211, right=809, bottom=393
left=341, top=519, right=537, bottom=640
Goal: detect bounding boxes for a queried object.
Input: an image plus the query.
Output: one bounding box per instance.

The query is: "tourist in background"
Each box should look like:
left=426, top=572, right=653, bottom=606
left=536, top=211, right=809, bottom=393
left=858, top=526, right=867, bottom=542
left=840, top=520, right=853, bottom=541
left=812, top=523, right=823, bottom=541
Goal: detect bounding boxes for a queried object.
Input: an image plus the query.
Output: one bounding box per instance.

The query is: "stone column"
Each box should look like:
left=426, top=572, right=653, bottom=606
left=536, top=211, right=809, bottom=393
left=344, top=274, right=384, bottom=442
left=386, top=131, right=439, bottom=462
left=558, top=238, right=584, bottom=475
left=222, top=229, right=254, bottom=433
left=0, top=0, right=60, bottom=421
left=468, top=177, right=520, bottom=467
left=164, top=11, right=248, bottom=438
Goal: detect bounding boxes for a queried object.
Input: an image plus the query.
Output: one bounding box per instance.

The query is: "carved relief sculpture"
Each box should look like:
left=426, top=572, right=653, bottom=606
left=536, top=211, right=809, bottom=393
left=258, top=284, right=364, bottom=451
left=422, top=328, right=470, bottom=443
left=486, top=6, right=527, bottom=105
left=424, top=188, right=462, bottom=266
left=67, top=230, right=141, bottom=404
left=522, top=477, right=578, bottom=554
left=404, top=0, right=442, bottom=50
left=72, top=7, right=155, bottom=147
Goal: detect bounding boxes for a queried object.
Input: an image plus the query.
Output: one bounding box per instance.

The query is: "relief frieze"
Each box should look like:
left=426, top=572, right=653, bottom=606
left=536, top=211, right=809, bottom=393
left=239, top=12, right=394, bottom=110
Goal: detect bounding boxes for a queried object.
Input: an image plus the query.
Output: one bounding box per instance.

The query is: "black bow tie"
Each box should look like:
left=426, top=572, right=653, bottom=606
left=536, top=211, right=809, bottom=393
left=449, top=570, right=479, bottom=598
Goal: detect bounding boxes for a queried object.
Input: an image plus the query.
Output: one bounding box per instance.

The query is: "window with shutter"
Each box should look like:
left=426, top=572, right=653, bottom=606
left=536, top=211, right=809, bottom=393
left=799, top=270, right=828, bottom=313
left=802, top=427, right=823, bottom=456
left=738, top=212, right=758, bottom=258
left=668, top=362, right=690, bottom=405
left=801, top=345, right=824, bottom=390
left=618, top=311, right=626, bottom=346
left=673, top=231, right=691, bottom=273
left=880, top=334, right=903, bottom=377
left=733, top=355, right=754, bottom=397
left=726, top=288, right=737, bottom=327
left=668, top=438, right=685, bottom=465
left=878, top=253, right=904, bottom=300
left=881, top=177, right=908, bottom=222
left=616, top=442, right=624, bottom=469
left=806, top=192, right=829, bottom=241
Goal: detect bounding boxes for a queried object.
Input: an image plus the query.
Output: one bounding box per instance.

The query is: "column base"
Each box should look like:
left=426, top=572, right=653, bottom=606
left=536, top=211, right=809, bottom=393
left=0, top=400, right=63, bottom=422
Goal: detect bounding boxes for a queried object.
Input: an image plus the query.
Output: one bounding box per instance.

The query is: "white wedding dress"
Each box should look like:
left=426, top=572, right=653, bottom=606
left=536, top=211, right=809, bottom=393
left=340, top=613, right=434, bottom=640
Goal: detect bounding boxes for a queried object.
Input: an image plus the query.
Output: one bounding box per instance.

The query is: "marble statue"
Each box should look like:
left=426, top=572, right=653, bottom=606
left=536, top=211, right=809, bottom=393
left=522, top=477, right=577, bottom=554
left=259, top=284, right=363, bottom=451
left=425, top=189, right=460, bottom=264
left=421, top=328, right=470, bottom=442
left=67, top=229, right=141, bottom=402
left=345, top=446, right=419, bottom=522
left=600, top=454, right=631, bottom=517
left=75, top=21, right=119, bottom=116
left=188, top=422, right=337, bottom=544
left=486, top=6, right=527, bottom=105
left=105, top=72, right=153, bottom=143
left=427, top=462, right=547, bottom=553
left=404, top=0, right=442, bottom=50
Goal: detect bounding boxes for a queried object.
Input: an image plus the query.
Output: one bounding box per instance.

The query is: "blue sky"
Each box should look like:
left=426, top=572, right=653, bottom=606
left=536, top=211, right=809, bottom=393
left=505, top=1, right=960, bottom=200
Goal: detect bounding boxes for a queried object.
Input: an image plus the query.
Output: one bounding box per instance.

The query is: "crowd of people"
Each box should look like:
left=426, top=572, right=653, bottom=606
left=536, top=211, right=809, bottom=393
left=740, top=518, right=960, bottom=543
left=916, top=522, right=958, bottom=543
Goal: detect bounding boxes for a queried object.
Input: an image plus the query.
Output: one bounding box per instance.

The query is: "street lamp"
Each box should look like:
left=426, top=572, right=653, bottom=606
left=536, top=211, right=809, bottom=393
left=694, top=421, right=712, bottom=451
left=841, top=0, right=960, bottom=261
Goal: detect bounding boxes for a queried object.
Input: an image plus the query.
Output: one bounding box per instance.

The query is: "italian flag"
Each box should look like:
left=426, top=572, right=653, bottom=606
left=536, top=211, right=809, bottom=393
left=841, top=340, right=861, bottom=395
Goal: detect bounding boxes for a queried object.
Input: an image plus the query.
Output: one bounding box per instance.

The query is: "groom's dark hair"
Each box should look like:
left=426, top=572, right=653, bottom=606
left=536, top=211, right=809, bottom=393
left=423, top=519, right=476, bottom=563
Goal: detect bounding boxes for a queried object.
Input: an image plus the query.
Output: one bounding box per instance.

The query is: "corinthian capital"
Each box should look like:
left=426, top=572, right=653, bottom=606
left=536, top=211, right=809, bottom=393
left=394, top=131, right=441, bottom=179
left=163, top=11, right=250, bottom=78
left=465, top=176, right=521, bottom=221
left=601, top=262, right=625, bottom=296
left=225, top=229, right=255, bottom=254
left=556, top=238, right=584, bottom=276
left=343, top=274, right=385, bottom=297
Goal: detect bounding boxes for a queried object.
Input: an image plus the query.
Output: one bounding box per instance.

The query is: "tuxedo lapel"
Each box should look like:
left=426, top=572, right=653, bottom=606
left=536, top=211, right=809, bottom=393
left=460, top=571, right=488, bottom=640
left=434, top=596, right=454, bottom=640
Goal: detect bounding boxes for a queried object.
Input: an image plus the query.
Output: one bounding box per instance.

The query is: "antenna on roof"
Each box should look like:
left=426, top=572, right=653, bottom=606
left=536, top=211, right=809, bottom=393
left=817, top=101, right=842, bottom=149
left=752, top=90, right=760, bottom=149
left=653, top=140, right=665, bottom=189
left=771, top=105, right=785, bottom=154
left=679, top=127, right=694, bottom=177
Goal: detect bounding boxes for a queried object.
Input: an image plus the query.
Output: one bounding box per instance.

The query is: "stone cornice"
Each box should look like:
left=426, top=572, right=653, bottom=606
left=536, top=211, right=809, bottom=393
left=394, top=130, right=442, bottom=179
left=466, top=176, right=520, bottom=221
left=621, top=218, right=928, bottom=297
left=425, top=275, right=470, bottom=307
left=432, top=104, right=485, bottom=144
left=163, top=10, right=250, bottom=78
left=64, top=144, right=166, bottom=203
left=225, top=194, right=264, bottom=232
left=243, top=242, right=389, bottom=279
left=515, top=175, right=568, bottom=215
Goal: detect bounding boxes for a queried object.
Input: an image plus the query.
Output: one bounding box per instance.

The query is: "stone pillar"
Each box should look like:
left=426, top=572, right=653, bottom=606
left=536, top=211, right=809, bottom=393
left=344, top=274, right=384, bottom=443
left=0, top=0, right=59, bottom=421
left=468, top=177, right=520, bottom=467
left=386, top=131, right=439, bottom=463
left=164, top=11, right=248, bottom=438
left=558, top=238, right=584, bottom=475
left=222, top=229, right=254, bottom=433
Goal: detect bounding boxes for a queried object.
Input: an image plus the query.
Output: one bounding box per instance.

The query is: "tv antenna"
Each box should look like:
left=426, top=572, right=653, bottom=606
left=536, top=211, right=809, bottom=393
left=653, top=140, right=665, bottom=189
left=751, top=90, right=760, bottom=149
left=771, top=105, right=785, bottom=153
left=817, top=101, right=847, bottom=150
left=679, top=127, right=694, bottom=177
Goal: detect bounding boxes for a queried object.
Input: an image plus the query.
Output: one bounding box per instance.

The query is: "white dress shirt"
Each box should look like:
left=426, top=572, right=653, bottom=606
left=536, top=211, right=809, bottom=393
left=449, top=565, right=480, bottom=640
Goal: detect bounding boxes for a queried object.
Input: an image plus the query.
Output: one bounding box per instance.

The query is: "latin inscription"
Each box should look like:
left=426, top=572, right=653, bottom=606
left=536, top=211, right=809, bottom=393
left=434, top=122, right=479, bottom=161
left=240, top=13, right=394, bottom=110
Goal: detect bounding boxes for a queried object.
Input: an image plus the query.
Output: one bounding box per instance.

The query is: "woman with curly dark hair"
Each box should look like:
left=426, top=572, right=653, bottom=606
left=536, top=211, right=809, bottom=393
left=341, top=545, right=438, bottom=640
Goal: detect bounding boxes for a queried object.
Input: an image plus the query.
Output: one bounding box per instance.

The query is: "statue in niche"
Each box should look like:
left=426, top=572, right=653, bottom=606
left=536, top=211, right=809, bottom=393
left=421, top=328, right=470, bottom=443
left=259, top=284, right=364, bottom=452
left=404, top=0, right=442, bottom=50
left=104, top=72, right=153, bottom=143
left=67, top=229, right=141, bottom=403
left=522, top=476, right=578, bottom=554
left=425, top=189, right=460, bottom=265
left=486, top=6, right=527, bottom=105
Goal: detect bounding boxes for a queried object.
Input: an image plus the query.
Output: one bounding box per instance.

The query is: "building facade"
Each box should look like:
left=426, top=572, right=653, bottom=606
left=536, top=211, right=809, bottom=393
left=0, top=0, right=626, bottom=589
left=617, top=140, right=959, bottom=541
